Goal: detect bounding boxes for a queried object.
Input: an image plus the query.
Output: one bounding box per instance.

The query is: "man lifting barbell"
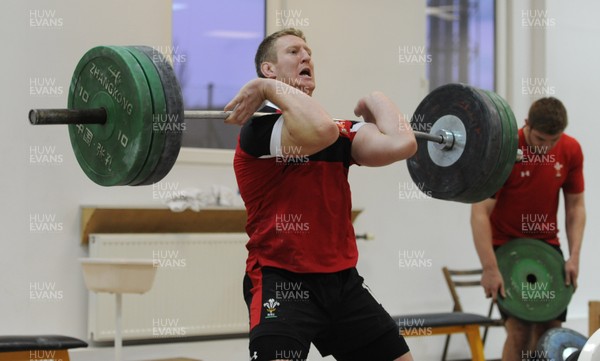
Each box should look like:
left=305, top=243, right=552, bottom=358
left=28, top=25, right=527, bottom=361
left=224, top=28, right=416, bottom=361
left=470, top=97, right=586, bottom=361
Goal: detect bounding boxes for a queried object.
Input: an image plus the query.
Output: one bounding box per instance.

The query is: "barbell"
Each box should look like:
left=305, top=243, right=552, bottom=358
left=28, top=45, right=521, bottom=203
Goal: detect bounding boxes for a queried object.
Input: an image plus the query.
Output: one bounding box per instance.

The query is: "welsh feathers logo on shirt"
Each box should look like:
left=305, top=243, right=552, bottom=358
left=335, top=120, right=350, bottom=136
left=554, top=162, right=563, bottom=177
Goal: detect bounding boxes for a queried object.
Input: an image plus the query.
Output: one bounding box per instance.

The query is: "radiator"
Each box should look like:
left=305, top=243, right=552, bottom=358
left=86, top=233, right=249, bottom=342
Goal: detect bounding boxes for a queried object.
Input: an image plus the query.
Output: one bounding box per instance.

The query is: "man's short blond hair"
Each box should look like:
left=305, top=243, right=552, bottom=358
left=255, top=28, right=306, bottom=78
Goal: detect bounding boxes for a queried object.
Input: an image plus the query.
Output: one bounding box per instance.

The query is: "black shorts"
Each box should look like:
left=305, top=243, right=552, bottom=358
left=494, top=241, right=567, bottom=322
left=243, top=266, right=409, bottom=361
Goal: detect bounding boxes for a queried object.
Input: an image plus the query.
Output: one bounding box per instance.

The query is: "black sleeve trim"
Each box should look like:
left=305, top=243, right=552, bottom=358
left=239, top=113, right=281, bottom=157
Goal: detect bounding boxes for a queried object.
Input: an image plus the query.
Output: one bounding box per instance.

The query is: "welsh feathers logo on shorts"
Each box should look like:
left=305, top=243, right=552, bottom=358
left=263, top=298, right=280, bottom=319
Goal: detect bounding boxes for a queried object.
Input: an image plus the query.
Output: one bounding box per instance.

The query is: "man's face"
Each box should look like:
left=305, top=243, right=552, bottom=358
left=524, top=123, right=562, bottom=154
left=264, top=35, right=315, bottom=96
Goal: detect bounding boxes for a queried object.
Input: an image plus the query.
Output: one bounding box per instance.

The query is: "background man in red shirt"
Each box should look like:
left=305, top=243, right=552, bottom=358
left=470, top=97, right=586, bottom=361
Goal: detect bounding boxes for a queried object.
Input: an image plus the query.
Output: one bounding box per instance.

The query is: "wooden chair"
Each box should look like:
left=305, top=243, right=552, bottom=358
left=441, top=267, right=504, bottom=361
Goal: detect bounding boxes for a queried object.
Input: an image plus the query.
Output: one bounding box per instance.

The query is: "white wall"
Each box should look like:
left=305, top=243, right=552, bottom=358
left=0, top=0, right=173, bottom=336
left=544, top=0, right=600, bottom=326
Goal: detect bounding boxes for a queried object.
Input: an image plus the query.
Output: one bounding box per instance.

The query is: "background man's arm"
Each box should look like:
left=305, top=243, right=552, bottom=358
left=471, top=198, right=506, bottom=299
left=563, top=191, right=586, bottom=289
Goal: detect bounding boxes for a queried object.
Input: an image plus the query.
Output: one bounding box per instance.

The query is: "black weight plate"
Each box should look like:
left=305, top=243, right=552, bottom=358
left=466, top=89, right=517, bottom=201
left=130, top=46, right=184, bottom=186
left=407, top=83, right=504, bottom=203
left=124, top=46, right=168, bottom=185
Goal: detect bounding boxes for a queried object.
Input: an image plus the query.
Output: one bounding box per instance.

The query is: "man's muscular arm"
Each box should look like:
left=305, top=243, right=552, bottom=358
left=225, top=78, right=338, bottom=156
left=351, top=92, right=417, bottom=166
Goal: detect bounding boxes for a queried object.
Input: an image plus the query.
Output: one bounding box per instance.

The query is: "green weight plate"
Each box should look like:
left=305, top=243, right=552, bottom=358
left=496, top=238, right=574, bottom=322
left=124, top=46, right=168, bottom=186
left=406, top=83, right=504, bottom=203
left=490, top=91, right=518, bottom=197
left=68, top=46, right=153, bottom=186
left=487, top=91, right=518, bottom=192
left=129, top=46, right=183, bottom=186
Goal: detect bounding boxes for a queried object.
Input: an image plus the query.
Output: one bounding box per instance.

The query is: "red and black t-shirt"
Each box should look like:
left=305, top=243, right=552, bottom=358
left=234, top=105, right=365, bottom=273
left=490, top=128, right=584, bottom=247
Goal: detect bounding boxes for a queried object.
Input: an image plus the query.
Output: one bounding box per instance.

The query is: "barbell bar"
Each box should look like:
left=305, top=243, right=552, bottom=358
left=27, top=45, right=521, bottom=202
left=29, top=109, right=450, bottom=147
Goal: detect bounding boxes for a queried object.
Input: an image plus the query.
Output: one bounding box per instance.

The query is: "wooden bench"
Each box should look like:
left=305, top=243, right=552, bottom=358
left=394, top=312, right=497, bottom=361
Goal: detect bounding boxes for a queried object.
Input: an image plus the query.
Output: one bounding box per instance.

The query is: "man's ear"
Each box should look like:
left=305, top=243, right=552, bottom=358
left=261, top=62, right=276, bottom=79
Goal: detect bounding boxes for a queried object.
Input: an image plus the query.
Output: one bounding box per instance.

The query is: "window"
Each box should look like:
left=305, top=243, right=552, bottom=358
left=426, top=0, right=495, bottom=91
left=172, top=0, right=265, bottom=149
